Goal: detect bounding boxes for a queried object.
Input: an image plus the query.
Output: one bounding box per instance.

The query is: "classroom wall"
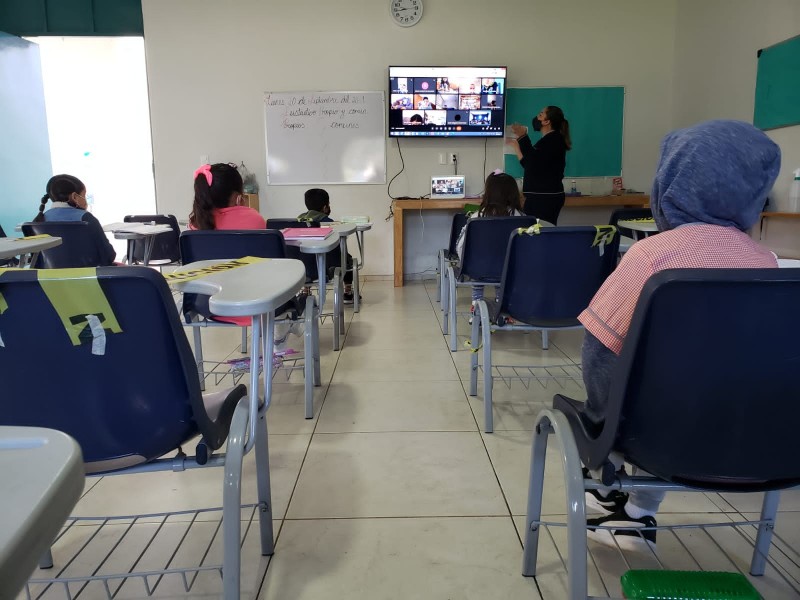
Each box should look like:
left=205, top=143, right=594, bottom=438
left=672, top=0, right=800, bottom=211
left=141, top=0, right=677, bottom=276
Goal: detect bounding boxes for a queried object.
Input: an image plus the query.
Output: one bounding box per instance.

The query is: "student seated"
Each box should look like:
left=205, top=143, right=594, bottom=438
left=189, top=163, right=265, bottom=230
left=33, top=174, right=116, bottom=266
left=297, top=188, right=358, bottom=304
left=188, top=162, right=267, bottom=327
left=455, top=171, right=525, bottom=319
left=578, top=120, right=781, bottom=552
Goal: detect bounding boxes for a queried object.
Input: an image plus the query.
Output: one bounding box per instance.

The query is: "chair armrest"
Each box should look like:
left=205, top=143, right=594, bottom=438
left=553, top=394, right=616, bottom=485
left=196, top=384, right=248, bottom=463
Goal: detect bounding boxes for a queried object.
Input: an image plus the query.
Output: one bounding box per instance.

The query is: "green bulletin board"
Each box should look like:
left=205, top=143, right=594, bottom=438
left=504, top=86, right=624, bottom=178
left=754, top=35, right=800, bottom=131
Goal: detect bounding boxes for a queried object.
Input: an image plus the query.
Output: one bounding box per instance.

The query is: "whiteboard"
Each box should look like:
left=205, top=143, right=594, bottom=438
left=264, top=91, right=386, bottom=185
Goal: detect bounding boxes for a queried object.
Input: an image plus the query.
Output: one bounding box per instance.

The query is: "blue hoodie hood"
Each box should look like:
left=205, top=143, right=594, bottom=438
left=651, top=120, right=781, bottom=232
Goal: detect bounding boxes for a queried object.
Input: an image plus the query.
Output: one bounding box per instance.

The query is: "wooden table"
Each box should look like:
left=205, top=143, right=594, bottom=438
left=392, top=195, right=650, bottom=286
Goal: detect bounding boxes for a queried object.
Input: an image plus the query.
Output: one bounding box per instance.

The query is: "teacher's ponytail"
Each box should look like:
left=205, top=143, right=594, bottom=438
left=561, top=118, right=572, bottom=150
left=545, top=106, right=572, bottom=150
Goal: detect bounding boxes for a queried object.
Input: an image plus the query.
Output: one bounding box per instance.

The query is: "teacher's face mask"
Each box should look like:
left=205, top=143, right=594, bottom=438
left=531, top=117, right=543, bottom=132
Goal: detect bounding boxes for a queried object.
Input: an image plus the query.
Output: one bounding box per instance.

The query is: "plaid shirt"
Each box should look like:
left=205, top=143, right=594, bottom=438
left=579, top=224, right=777, bottom=354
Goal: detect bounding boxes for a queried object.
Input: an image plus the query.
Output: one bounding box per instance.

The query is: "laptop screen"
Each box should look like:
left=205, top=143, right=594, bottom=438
left=431, top=176, right=466, bottom=199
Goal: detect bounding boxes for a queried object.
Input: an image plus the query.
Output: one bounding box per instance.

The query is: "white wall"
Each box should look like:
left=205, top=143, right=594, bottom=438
left=672, top=0, right=800, bottom=210
left=142, top=0, right=677, bottom=276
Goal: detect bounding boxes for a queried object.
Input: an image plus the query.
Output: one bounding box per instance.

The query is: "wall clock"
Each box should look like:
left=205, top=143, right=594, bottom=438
left=390, top=0, right=423, bottom=27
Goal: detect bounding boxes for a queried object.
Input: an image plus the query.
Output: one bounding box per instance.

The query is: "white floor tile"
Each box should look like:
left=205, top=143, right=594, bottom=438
left=260, top=517, right=540, bottom=600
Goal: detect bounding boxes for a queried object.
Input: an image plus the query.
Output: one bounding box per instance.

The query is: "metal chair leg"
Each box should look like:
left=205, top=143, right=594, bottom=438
left=447, top=265, right=458, bottom=352
left=304, top=295, right=315, bottom=418
left=192, top=325, right=205, bottom=391
left=353, top=257, right=361, bottom=313
left=222, top=397, right=249, bottom=599
left=479, top=301, right=493, bottom=432
left=442, top=267, right=450, bottom=334
left=469, top=305, right=481, bottom=396
left=241, top=326, right=248, bottom=354
left=254, top=402, right=274, bottom=556
left=750, top=490, right=781, bottom=576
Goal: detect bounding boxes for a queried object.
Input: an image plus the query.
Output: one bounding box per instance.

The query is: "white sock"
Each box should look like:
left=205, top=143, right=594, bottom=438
left=624, top=502, right=656, bottom=520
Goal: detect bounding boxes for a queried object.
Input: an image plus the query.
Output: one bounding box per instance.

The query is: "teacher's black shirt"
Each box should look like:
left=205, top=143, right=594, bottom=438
left=518, top=131, right=567, bottom=194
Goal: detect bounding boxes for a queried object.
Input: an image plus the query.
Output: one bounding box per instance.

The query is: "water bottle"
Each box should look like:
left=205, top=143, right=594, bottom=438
left=790, top=169, right=800, bottom=213
left=570, top=179, right=578, bottom=194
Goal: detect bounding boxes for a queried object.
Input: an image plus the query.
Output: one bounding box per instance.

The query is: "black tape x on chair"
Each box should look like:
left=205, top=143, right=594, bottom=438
left=445, top=216, right=537, bottom=352
left=470, top=226, right=619, bottom=432
left=0, top=267, right=271, bottom=598
left=522, top=268, right=800, bottom=599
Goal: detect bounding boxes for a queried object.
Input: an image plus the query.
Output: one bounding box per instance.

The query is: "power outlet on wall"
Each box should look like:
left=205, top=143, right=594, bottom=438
left=449, top=152, right=458, bottom=165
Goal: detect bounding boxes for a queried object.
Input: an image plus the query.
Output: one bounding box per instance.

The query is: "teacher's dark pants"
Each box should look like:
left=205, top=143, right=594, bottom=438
left=523, top=192, right=565, bottom=225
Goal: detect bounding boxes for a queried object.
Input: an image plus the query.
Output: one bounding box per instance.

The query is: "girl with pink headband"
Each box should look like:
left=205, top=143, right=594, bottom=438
left=189, top=163, right=265, bottom=230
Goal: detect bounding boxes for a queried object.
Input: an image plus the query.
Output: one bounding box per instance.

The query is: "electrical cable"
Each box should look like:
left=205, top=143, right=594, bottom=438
left=386, top=138, right=405, bottom=220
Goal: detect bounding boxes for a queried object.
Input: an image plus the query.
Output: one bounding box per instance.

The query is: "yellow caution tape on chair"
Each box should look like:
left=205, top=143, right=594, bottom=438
left=592, top=225, right=617, bottom=256
left=38, top=268, right=122, bottom=354
left=163, top=256, right=268, bottom=283
left=12, top=234, right=53, bottom=241
left=518, top=224, right=542, bottom=236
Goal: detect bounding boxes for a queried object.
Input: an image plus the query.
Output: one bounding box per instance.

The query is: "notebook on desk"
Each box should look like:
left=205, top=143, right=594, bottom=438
left=281, top=228, right=334, bottom=240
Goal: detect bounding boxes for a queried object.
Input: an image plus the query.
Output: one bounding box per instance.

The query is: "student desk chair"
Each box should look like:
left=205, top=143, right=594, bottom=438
left=522, top=268, right=800, bottom=600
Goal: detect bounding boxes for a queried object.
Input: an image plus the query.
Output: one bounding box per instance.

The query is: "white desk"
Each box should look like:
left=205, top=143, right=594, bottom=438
left=168, top=257, right=303, bottom=596
left=0, top=427, right=84, bottom=598
left=284, top=226, right=348, bottom=350
left=169, top=258, right=305, bottom=437
left=0, top=236, right=63, bottom=267
left=617, top=218, right=658, bottom=234
left=103, top=222, right=173, bottom=266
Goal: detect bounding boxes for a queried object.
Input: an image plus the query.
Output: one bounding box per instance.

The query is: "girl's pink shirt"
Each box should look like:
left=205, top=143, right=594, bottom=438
left=188, top=206, right=265, bottom=230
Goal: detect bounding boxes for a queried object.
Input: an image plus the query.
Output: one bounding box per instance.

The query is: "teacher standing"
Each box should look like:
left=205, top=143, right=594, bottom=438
left=509, top=106, right=571, bottom=225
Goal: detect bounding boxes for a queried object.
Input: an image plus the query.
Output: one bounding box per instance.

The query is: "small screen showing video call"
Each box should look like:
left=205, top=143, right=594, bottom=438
left=389, top=66, right=507, bottom=138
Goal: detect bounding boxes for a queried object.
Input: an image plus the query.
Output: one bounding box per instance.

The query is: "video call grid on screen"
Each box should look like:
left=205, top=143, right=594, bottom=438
left=389, top=66, right=507, bottom=137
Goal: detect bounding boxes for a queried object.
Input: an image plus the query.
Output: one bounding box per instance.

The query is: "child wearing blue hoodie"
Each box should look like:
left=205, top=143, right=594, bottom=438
left=577, top=120, right=781, bottom=552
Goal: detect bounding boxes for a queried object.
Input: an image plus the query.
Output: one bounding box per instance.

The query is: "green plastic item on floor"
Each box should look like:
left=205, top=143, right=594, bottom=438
left=620, top=570, right=761, bottom=599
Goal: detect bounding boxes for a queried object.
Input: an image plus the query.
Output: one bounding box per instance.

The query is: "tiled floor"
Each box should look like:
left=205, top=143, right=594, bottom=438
left=27, top=279, right=800, bottom=599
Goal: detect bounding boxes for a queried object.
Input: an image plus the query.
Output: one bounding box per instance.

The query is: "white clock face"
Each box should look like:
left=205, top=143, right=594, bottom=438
left=390, top=0, right=423, bottom=27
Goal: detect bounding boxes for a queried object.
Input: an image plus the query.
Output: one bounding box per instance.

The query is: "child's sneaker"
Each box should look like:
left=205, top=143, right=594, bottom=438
left=468, top=301, right=477, bottom=324
left=343, top=291, right=362, bottom=305
left=586, top=508, right=657, bottom=552
left=583, top=468, right=628, bottom=515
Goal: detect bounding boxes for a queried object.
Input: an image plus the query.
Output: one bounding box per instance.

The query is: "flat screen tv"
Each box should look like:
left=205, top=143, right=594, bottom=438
left=388, top=66, right=507, bottom=138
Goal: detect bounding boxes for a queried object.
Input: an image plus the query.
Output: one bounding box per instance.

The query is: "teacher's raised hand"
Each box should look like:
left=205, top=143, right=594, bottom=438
left=510, top=123, right=528, bottom=138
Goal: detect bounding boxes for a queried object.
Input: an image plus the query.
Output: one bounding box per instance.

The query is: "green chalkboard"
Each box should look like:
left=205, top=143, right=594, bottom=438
left=754, top=35, right=800, bottom=131
left=504, top=86, right=624, bottom=178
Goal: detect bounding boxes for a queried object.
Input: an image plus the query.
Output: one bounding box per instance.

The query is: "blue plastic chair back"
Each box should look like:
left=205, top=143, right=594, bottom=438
left=497, top=227, right=619, bottom=325
left=124, top=214, right=181, bottom=264
left=597, top=269, right=800, bottom=491
left=447, top=213, right=470, bottom=257
left=0, top=268, right=215, bottom=472
left=179, top=230, right=292, bottom=320
left=460, top=216, right=538, bottom=281
left=21, top=221, right=113, bottom=268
